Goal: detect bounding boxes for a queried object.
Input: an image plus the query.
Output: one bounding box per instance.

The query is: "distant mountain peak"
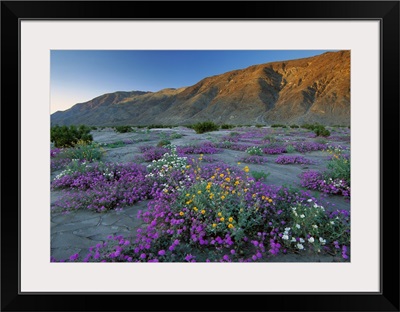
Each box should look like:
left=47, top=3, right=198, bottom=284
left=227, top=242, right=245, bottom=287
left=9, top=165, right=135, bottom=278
left=51, top=50, right=350, bottom=127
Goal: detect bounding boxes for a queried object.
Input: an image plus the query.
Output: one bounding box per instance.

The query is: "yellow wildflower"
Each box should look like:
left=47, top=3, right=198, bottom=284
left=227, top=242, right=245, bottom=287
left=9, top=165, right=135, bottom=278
left=179, top=211, right=184, bottom=216
left=225, top=177, right=231, bottom=182
left=228, top=224, right=234, bottom=229
left=212, top=223, right=217, bottom=228
left=220, top=173, right=224, bottom=178
left=217, top=212, right=222, bottom=217
left=232, top=190, right=236, bottom=194
left=198, top=190, right=202, bottom=194
left=228, top=217, right=233, bottom=222
left=193, top=207, right=198, bottom=212
left=221, top=195, right=225, bottom=200
left=201, top=209, right=206, bottom=214
left=220, top=217, right=225, bottom=222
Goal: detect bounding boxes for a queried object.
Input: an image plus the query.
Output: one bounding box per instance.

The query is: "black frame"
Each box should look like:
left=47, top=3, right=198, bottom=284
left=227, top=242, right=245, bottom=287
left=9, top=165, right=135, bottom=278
left=1, top=1, right=399, bottom=311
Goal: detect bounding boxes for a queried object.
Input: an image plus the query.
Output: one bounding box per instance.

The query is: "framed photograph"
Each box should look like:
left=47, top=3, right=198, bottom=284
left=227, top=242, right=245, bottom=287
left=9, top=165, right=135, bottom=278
left=2, top=0, right=399, bottom=311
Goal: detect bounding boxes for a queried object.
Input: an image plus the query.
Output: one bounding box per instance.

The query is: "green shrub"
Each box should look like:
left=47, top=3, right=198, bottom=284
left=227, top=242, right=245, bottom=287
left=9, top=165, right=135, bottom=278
left=192, top=121, right=219, bottom=134
left=255, top=124, right=264, bottom=128
left=219, top=141, right=233, bottom=148
left=301, top=123, right=330, bottom=137
left=169, top=133, right=183, bottom=139
left=263, top=135, right=277, bottom=143
left=325, top=155, right=351, bottom=184
left=63, top=141, right=104, bottom=162
left=271, top=124, right=287, bottom=128
left=290, top=124, right=299, bottom=128
left=313, top=125, right=330, bottom=137
left=147, top=124, right=172, bottom=129
left=251, top=170, right=271, bottom=182
left=286, top=144, right=296, bottom=153
left=157, top=139, right=171, bottom=147
left=221, top=124, right=235, bottom=129
left=114, top=126, right=133, bottom=133
left=301, top=123, right=317, bottom=130
left=105, top=141, right=125, bottom=148
left=50, top=125, right=93, bottom=148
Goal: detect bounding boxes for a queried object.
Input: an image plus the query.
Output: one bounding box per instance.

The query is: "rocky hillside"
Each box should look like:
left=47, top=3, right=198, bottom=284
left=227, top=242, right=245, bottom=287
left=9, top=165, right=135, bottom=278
left=51, top=50, right=350, bottom=126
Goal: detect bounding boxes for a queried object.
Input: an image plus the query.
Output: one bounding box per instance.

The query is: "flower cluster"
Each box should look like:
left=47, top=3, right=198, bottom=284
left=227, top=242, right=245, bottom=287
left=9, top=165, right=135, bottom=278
left=51, top=148, right=72, bottom=172
left=238, top=156, right=268, bottom=164
left=139, top=146, right=170, bottom=162
left=262, top=146, right=287, bottom=155
left=293, top=142, right=326, bottom=153
left=245, top=146, right=263, bottom=156
left=51, top=162, right=151, bottom=212
left=299, top=171, right=351, bottom=198
left=275, top=155, right=315, bottom=165
left=176, top=142, right=220, bottom=155
left=278, top=200, right=350, bottom=258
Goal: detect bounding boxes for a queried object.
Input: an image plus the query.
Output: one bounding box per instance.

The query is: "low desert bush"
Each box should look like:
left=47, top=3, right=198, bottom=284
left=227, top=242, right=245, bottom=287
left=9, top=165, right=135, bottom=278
left=51, top=125, right=93, bottom=148
left=192, top=121, right=219, bottom=134
left=221, top=124, right=235, bottom=130
left=63, top=140, right=104, bottom=162
left=114, top=126, right=133, bottom=133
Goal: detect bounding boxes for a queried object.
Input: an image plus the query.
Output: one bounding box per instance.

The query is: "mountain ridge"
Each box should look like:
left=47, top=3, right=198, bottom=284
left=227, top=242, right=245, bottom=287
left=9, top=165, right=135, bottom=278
left=51, top=50, right=350, bottom=126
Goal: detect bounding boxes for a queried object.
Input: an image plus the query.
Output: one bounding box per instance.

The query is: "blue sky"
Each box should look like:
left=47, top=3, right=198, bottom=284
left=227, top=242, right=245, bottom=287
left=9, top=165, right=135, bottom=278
left=50, top=50, right=334, bottom=114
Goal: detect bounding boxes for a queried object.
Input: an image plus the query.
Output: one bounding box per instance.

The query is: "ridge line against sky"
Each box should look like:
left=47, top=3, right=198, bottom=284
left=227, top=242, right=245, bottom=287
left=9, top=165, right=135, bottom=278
left=50, top=50, right=337, bottom=114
